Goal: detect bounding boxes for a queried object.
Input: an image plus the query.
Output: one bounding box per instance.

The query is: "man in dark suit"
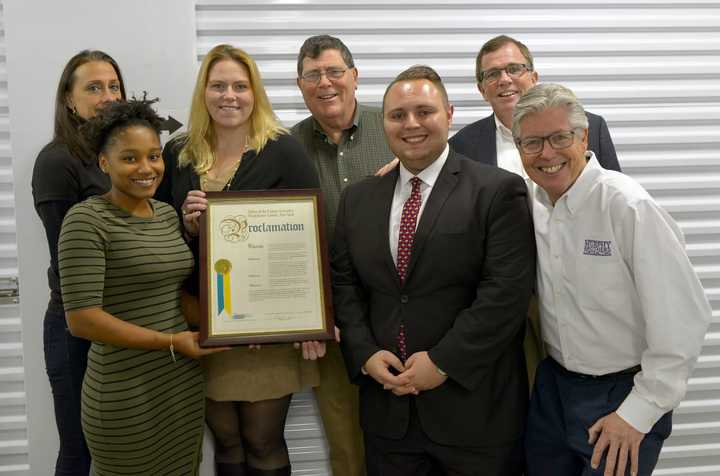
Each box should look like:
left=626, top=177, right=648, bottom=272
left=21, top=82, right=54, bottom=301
left=332, top=65, right=536, bottom=476
left=450, top=35, right=620, bottom=172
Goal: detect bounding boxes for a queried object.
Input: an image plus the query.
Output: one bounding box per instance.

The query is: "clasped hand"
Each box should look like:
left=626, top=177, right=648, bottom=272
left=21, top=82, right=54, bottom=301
left=364, top=350, right=446, bottom=396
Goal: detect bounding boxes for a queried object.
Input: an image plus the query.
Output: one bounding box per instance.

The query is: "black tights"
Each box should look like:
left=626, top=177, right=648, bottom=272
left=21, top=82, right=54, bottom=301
left=206, top=396, right=292, bottom=472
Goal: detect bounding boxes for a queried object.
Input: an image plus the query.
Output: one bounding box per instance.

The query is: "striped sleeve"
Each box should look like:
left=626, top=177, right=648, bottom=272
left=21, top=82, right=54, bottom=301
left=154, top=199, right=183, bottom=232
left=58, top=203, right=107, bottom=311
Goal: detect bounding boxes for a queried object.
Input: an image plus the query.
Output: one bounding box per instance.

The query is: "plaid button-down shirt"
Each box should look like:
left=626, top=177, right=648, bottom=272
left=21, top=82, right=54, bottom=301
left=291, top=102, right=394, bottom=243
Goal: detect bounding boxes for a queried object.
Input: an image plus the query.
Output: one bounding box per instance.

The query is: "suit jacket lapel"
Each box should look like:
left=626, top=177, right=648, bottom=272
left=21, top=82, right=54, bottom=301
left=376, top=168, right=402, bottom=285
left=404, top=151, right=461, bottom=281
left=484, top=115, right=498, bottom=166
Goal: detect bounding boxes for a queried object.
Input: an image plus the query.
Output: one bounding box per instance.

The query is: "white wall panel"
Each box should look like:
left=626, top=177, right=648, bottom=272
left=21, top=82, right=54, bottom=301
left=4, top=1, right=201, bottom=473
left=194, top=1, right=719, bottom=474
left=1, top=0, right=713, bottom=474
left=0, top=2, right=27, bottom=474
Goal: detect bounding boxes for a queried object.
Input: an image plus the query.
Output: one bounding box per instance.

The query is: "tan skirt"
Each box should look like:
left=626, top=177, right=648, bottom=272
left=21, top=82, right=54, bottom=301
left=203, top=343, right=320, bottom=402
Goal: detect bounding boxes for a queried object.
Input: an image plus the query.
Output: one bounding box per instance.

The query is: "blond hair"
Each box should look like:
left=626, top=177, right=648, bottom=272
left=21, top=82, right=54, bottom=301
left=178, top=44, right=286, bottom=173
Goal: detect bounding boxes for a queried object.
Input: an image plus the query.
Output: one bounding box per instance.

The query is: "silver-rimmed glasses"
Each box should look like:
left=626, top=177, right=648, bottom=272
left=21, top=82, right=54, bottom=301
left=300, top=67, right=348, bottom=83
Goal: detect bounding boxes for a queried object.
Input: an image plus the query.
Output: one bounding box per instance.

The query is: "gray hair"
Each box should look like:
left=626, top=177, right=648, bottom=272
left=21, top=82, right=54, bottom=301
left=296, top=35, right=355, bottom=76
left=511, top=83, right=589, bottom=138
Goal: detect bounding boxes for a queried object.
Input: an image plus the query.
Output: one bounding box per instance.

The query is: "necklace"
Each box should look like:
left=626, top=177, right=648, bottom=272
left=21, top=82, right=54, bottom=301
left=200, top=142, right=250, bottom=191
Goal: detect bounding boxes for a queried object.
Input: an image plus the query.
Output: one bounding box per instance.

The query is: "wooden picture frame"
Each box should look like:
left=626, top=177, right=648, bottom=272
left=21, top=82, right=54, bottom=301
left=198, top=189, right=334, bottom=346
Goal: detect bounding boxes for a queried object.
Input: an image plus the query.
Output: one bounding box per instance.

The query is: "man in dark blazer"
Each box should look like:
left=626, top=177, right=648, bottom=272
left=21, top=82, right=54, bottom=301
left=449, top=35, right=621, bottom=389
left=332, top=65, right=535, bottom=476
left=450, top=35, right=621, bottom=172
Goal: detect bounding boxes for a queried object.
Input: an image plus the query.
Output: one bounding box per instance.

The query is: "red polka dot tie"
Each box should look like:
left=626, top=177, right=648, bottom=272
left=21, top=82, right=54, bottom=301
left=396, top=176, right=422, bottom=361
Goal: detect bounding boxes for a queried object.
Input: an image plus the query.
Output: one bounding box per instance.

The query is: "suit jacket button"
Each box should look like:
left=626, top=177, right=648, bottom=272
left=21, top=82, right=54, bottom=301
left=400, top=295, right=409, bottom=304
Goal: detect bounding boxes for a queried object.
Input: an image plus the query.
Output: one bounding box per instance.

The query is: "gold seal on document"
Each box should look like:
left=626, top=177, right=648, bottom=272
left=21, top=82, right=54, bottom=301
left=214, top=259, right=232, bottom=274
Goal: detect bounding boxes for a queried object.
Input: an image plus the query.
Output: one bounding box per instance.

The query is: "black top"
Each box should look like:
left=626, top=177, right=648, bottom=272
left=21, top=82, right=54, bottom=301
left=32, top=141, right=110, bottom=314
left=155, top=132, right=320, bottom=294
left=156, top=133, right=320, bottom=210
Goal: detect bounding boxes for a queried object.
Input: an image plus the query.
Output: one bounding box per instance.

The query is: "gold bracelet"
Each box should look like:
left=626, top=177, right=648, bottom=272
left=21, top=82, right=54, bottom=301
left=169, top=333, right=176, bottom=363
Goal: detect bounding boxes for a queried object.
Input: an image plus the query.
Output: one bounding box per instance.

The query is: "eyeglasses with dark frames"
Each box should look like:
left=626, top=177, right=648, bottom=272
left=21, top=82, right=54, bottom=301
left=515, top=129, right=583, bottom=155
left=480, top=63, right=531, bottom=84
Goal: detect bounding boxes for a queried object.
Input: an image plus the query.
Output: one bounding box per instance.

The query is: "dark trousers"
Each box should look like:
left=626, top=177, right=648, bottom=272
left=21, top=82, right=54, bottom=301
left=364, top=399, right=523, bottom=476
left=526, top=358, right=672, bottom=476
left=43, top=309, right=91, bottom=476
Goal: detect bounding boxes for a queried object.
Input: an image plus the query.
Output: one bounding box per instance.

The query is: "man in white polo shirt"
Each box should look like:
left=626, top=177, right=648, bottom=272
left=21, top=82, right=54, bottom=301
left=512, top=83, right=711, bottom=476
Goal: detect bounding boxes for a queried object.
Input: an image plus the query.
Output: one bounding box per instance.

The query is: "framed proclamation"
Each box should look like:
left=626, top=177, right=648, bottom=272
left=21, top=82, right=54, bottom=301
left=198, top=189, right=335, bottom=346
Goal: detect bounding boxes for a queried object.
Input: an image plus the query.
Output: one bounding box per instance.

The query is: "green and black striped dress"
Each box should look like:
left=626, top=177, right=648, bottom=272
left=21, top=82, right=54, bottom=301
left=58, top=196, right=204, bottom=476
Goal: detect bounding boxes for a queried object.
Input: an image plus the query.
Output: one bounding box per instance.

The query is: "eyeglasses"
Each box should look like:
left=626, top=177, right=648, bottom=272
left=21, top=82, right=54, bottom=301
left=515, top=130, right=582, bottom=155
left=300, top=67, right=347, bottom=83
left=480, top=63, right=531, bottom=84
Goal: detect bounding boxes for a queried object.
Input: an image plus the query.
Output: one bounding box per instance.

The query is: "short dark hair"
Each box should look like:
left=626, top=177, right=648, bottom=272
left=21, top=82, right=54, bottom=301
left=475, top=35, right=534, bottom=83
left=53, top=50, right=127, bottom=162
left=383, top=65, right=449, bottom=110
left=81, top=95, right=163, bottom=157
left=296, top=35, right=355, bottom=76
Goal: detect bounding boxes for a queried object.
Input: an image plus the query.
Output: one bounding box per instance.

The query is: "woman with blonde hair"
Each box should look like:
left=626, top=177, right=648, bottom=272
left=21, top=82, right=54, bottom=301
left=156, top=44, right=323, bottom=476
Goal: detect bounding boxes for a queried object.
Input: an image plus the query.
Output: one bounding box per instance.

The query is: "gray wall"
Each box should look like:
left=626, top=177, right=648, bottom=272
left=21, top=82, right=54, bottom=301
left=4, top=0, right=198, bottom=473
left=2, top=0, right=719, bottom=475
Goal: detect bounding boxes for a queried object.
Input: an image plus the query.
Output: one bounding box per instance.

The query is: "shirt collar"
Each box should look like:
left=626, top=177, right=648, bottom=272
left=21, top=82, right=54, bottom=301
left=398, top=144, right=450, bottom=188
left=311, top=100, right=360, bottom=141
left=533, top=151, right=601, bottom=214
left=494, top=114, right=515, bottom=142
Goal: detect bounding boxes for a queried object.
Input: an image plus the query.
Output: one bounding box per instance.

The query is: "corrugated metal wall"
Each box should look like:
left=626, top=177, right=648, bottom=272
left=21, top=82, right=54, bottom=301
left=0, top=1, right=29, bottom=473
left=196, top=1, right=720, bottom=475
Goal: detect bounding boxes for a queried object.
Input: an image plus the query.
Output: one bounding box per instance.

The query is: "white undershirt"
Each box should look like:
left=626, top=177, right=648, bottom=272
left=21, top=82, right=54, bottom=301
left=495, top=115, right=528, bottom=181
left=389, top=145, right=449, bottom=264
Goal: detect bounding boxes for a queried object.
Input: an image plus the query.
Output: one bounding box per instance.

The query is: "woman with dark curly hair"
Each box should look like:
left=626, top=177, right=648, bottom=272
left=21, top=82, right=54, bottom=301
left=31, top=49, right=125, bottom=476
left=58, top=98, right=226, bottom=475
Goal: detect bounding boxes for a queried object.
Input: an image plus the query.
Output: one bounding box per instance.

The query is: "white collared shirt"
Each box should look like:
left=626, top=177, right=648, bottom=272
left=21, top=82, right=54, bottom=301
left=389, top=144, right=449, bottom=264
left=533, top=153, right=711, bottom=433
left=494, top=115, right=529, bottom=182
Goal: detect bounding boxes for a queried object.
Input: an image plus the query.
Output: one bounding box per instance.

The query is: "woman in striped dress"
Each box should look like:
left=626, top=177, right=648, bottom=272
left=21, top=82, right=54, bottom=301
left=58, top=98, right=226, bottom=475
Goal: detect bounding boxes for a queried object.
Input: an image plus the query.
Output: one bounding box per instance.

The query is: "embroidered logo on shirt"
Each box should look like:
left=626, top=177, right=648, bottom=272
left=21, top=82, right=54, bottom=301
left=583, top=239, right=612, bottom=256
